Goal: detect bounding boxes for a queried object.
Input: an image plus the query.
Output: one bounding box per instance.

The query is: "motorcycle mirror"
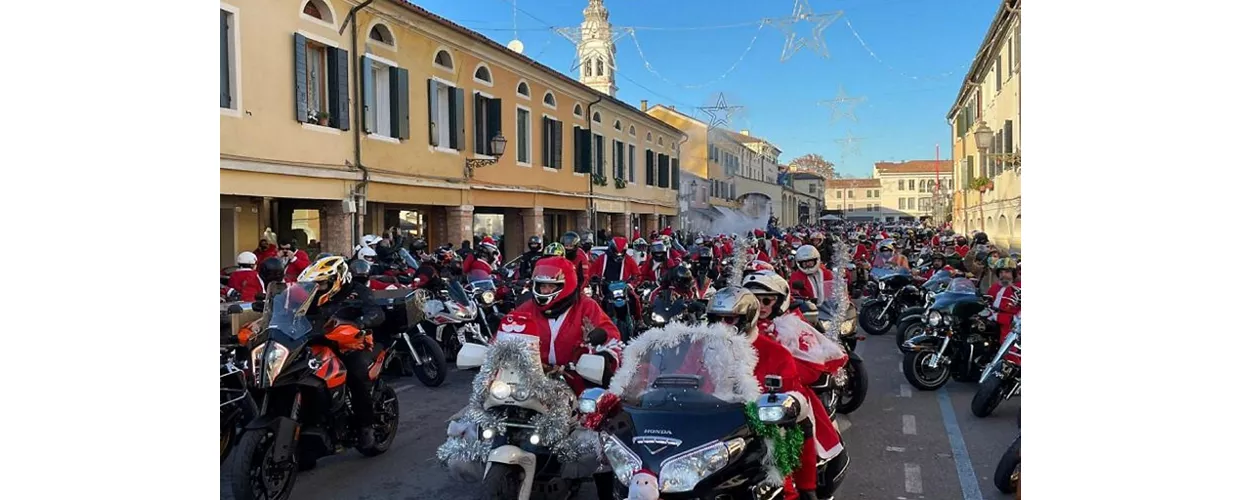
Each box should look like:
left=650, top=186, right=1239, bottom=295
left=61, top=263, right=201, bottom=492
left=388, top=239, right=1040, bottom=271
left=587, top=328, right=609, bottom=347
left=763, top=375, right=782, bottom=393
left=227, top=304, right=244, bottom=315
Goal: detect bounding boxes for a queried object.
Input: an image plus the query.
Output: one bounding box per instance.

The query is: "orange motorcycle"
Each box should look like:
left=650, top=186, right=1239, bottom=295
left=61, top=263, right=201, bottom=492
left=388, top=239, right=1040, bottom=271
left=228, top=281, right=400, bottom=500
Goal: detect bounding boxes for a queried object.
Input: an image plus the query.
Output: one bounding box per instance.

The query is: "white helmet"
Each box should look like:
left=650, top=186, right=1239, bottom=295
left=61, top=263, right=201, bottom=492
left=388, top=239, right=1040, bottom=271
left=794, top=245, right=821, bottom=271
left=361, top=234, right=383, bottom=248
left=741, top=270, right=791, bottom=316
left=357, top=246, right=378, bottom=262
left=237, top=251, right=258, bottom=266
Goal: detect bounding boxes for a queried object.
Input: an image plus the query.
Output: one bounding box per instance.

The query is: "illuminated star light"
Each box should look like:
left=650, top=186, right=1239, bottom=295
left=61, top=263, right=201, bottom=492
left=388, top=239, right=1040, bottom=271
left=764, top=0, right=844, bottom=62
left=819, top=85, right=866, bottom=123
left=555, top=27, right=631, bottom=71
left=836, top=131, right=864, bottom=157
left=697, top=93, right=744, bottom=131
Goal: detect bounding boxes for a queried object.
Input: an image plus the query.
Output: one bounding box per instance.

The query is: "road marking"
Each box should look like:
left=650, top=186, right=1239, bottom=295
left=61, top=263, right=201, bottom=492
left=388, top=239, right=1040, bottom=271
left=937, top=389, right=984, bottom=500
left=899, top=384, right=912, bottom=397
left=885, top=446, right=906, bottom=452
left=904, top=463, right=923, bottom=494
left=394, top=384, right=417, bottom=394
left=902, top=415, right=917, bottom=435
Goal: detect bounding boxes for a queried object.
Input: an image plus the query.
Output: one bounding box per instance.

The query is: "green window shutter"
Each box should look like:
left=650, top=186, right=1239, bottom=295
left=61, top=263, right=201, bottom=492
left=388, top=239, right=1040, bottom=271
left=426, top=79, right=438, bottom=146
left=657, top=154, right=669, bottom=188
left=221, top=12, right=230, bottom=108
left=473, top=93, right=486, bottom=154
left=360, top=57, right=374, bottom=133
left=391, top=67, right=409, bottom=140
left=541, top=117, right=550, bottom=167
left=552, top=120, right=563, bottom=169
left=327, top=47, right=349, bottom=130
left=293, top=33, right=308, bottom=122
left=645, top=149, right=655, bottom=185
left=450, top=86, right=465, bottom=150
left=671, top=158, right=680, bottom=187
left=486, top=98, right=502, bottom=154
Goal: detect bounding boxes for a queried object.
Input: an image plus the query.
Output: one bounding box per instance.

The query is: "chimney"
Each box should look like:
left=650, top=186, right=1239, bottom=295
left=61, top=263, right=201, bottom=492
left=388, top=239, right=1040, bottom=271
left=740, top=130, right=749, bottom=136
left=640, top=100, right=648, bottom=111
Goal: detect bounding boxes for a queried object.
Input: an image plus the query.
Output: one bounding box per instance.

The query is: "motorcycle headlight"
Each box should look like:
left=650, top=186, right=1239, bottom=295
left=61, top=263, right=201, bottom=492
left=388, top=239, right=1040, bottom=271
left=840, top=318, right=856, bottom=334
left=928, top=311, right=943, bottom=326
left=612, top=288, right=625, bottom=299
left=603, top=434, right=642, bottom=486
left=250, top=342, right=290, bottom=387
left=489, top=380, right=513, bottom=399
left=480, top=291, right=495, bottom=305
left=660, top=438, right=745, bottom=493
left=650, top=312, right=666, bottom=324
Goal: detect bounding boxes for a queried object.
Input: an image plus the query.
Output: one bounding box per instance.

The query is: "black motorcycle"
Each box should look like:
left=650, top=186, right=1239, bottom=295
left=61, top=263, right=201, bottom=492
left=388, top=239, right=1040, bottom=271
left=798, top=300, right=869, bottom=416
left=972, top=313, right=1021, bottom=418
left=465, top=269, right=504, bottom=336
left=230, top=282, right=400, bottom=500
left=644, top=289, right=703, bottom=331
left=592, top=278, right=638, bottom=342
left=894, top=270, right=956, bottom=346
left=858, top=266, right=922, bottom=335
left=995, top=434, right=1020, bottom=494
left=370, top=288, right=448, bottom=387
left=899, top=278, right=1000, bottom=391
left=584, top=332, right=848, bottom=500
left=221, top=343, right=258, bottom=464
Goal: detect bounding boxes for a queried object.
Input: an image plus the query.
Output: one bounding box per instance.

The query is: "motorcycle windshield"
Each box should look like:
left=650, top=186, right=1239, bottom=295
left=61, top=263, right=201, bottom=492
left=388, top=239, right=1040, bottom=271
left=871, top=267, right=911, bottom=280
left=265, top=282, right=317, bottom=340
left=399, top=248, right=419, bottom=270
left=652, top=295, right=687, bottom=318
left=931, top=278, right=979, bottom=310
left=446, top=280, right=472, bottom=305
left=617, top=335, right=750, bottom=407
left=923, top=270, right=954, bottom=290
left=467, top=270, right=496, bottom=291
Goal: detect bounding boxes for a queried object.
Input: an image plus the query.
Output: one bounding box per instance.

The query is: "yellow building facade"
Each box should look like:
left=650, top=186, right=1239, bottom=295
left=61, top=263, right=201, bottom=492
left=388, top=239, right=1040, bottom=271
left=219, top=0, right=682, bottom=266
left=873, top=161, right=955, bottom=221
left=825, top=178, right=883, bottom=221
left=947, top=0, right=1020, bottom=251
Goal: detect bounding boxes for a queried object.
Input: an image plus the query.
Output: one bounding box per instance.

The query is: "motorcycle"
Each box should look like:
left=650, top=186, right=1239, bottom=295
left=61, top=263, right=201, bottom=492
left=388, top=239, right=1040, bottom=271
left=995, top=434, right=1020, bottom=494
left=644, top=289, right=702, bottom=330
left=581, top=326, right=847, bottom=500
left=972, top=313, right=1021, bottom=418
left=418, top=279, right=490, bottom=362
left=899, top=278, right=1001, bottom=391
left=370, top=287, right=448, bottom=387
left=221, top=343, right=258, bottom=463
left=799, top=299, right=869, bottom=417
left=858, top=266, right=921, bottom=335
left=894, top=269, right=957, bottom=345
left=466, top=269, right=504, bottom=337
left=229, top=282, right=400, bottom=500
left=452, top=333, right=609, bottom=500
left=592, top=278, right=637, bottom=342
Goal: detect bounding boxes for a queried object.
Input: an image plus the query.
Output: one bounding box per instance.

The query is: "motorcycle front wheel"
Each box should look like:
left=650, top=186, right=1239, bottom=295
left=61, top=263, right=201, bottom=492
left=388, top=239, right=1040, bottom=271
left=902, top=351, right=951, bottom=391
left=895, top=318, right=923, bottom=347
left=410, top=335, right=448, bottom=387
left=859, top=301, right=893, bottom=335
left=995, top=437, right=1020, bottom=494
left=971, top=372, right=1005, bottom=418
left=836, top=357, right=869, bottom=414
left=358, top=383, right=400, bottom=456
left=481, top=463, right=524, bottom=500
left=229, top=428, right=299, bottom=500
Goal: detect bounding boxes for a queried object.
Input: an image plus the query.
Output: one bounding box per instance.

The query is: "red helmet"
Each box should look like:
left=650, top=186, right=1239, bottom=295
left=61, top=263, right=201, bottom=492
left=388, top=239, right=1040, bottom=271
left=608, top=236, right=628, bottom=255
left=530, top=257, right=578, bottom=310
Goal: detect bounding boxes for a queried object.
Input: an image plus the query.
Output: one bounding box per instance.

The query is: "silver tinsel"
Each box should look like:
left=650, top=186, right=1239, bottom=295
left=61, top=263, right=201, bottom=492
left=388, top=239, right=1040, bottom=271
left=818, top=239, right=852, bottom=343
left=435, top=338, right=598, bottom=466
left=726, top=236, right=756, bottom=289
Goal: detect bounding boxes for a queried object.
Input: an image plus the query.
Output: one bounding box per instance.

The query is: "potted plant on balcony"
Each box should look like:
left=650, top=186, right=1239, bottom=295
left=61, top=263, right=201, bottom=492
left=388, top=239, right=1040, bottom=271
left=591, top=173, right=607, bottom=186
left=314, top=111, right=330, bottom=126
left=614, top=177, right=626, bottom=188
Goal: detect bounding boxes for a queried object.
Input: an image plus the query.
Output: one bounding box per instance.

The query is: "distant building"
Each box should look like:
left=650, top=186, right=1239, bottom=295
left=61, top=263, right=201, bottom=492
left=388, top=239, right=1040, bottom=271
left=873, top=160, right=954, bottom=221
left=825, top=178, right=883, bottom=221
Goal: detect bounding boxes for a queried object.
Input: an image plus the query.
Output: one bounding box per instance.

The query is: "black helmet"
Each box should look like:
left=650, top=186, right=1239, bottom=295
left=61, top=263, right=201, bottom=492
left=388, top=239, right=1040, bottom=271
left=409, top=238, right=428, bottom=253
left=348, top=259, right=372, bottom=279
left=259, top=257, right=285, bottom=284
left=973, top=232, right=989, bottom=246
left=650, top=241, right=668, bottom=262
left=669, top=264, right=694, bottom=291
left=560, top=231, right=581, bottom=249
left=528, top=235, right=544, bottom=252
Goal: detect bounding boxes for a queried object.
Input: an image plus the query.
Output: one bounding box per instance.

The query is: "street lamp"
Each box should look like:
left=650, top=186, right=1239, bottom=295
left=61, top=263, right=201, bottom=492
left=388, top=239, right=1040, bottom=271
left=971, top=122, right=993, bottom=232
left=465, top=134, right=508, bottom=177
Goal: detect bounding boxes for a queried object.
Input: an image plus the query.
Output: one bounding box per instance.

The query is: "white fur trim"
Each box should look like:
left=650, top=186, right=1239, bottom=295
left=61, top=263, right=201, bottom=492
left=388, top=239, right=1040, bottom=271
left=772, top=314, right=846, bottom=365
left=607, top=321, right=761, bottom=403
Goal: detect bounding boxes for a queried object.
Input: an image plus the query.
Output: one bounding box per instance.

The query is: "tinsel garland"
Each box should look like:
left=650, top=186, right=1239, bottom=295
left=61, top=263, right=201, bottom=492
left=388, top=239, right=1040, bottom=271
left=743, top=401, right=806, bottom=477
left=726, top=236, right=755, bottom=289
left=582, top=391, right=621, bottom=431
left=435, top=338, right=598, bottom=466
left=817, top=239, right=852, bottom=345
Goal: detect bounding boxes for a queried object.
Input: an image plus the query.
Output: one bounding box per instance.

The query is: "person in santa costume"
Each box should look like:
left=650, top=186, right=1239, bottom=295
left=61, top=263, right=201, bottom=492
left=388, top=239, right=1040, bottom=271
left=638, top=241, right=678, bottom=283
left=984, top=257, right=1021, bottom=346
left=704, top=287, right=848, bottom=500
left=789, top=245, right=835, bottom=309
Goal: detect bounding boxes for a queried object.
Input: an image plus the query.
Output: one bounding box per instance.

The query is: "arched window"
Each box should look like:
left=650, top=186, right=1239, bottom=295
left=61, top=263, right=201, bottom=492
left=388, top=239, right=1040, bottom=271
left=613, top=120, right=622, bottom=131
left=543, top=91, right=557, bottom=108
left=573, top=103, right=583, bottom=117
left=368, top=23, right=394, bottom=47
left=645, top=132, right=652, bottom=142
left=301, top=0, right=335, bottom=25
left=433, top=49, right=454, bottom=71
left=628, top=125, right=636, bottom=137
left=584, top=60, right=593, bottom=77
left=658, top=137, right=664, bottom=146
left=596, top=59, right=604, bottom=76
left=473, top=63, right=493, bottom=85
left=592, top=112, right=602, bottom=123
left=516, top=81, right=530, bottom=98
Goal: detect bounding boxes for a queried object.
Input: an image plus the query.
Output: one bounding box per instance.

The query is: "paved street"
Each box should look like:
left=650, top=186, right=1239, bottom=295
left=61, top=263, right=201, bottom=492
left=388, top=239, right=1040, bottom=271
left=221, top=326, right=1019, bottom=500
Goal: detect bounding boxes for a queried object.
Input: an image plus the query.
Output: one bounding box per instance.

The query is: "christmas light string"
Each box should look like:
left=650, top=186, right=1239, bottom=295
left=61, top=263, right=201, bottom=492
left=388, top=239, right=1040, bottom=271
left=842, top=18, right=969, bottom=81
left=627, top=25, right=766, bottom=90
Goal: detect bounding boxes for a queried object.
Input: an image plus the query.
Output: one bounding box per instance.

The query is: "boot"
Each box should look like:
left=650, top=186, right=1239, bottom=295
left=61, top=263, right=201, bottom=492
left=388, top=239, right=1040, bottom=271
left=359, top=427, right=376, bottom=449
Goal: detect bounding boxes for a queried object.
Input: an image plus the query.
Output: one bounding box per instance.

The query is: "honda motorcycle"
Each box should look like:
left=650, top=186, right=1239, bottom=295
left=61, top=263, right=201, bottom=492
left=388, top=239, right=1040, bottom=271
left=583, top=329, right=847, bottom=500
left=899, top=278, right=1001, bottom=391
left=454, top=333, right=609, bottom=500
left=858, top=266, right=921, bottom=335
left=370, top=287, right=448, bottom=387
left=229, top=282, right=400, bottom=500
left=972, top=313, right=1021, bottom=418
left=418, top=279, right=489, bottom=362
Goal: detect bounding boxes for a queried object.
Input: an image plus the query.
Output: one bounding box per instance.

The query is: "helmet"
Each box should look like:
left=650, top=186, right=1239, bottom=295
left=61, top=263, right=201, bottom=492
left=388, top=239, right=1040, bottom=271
left=528, top=235, right=544, bottom=252
left=237, top=251, right=258, bottom=266
left=742, top=270, right=791, bottom=316
left=357, top=246, right=377, bottom=263
left=668, top=264, right=694, bottom=291
left=743, top=259, right=776, bottom=276
left=704, top=286, right=761, bottom=335
left=992, top=257, right=1018, bottom=271
left=632, top=238, right=648, bottom=252
left=794, top=245, right=821, bottom=271
left=810, top=232, right=825, bottom=242
left=560, top=231, right=581, bottom=249
left=259, top=257, right=285, bottom=284
left=580, top=233, right=595, bottom=247
left=650, top=241, right=668, bottom=261
left=476, top=242, right=498, bottom=260
left=297, top=256, right=351, bottom=306
left=360, top=234, right=382, bottom=248
left=973, top=232, right=990, bottom=246
left=531, top=257, right=578, bottom=310
left=409, top=238, right=428, bottom=253
left=348, top=259, right=372, bottom=280
left=878, top=240, right=895, bottom=253
left=608, top=237, right=628, bottom=256
left=543, top=242, right=566, bottom=257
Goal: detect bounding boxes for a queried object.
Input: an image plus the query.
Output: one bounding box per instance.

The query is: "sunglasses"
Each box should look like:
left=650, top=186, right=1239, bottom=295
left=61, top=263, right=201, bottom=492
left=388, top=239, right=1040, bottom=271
left=758, top=296, right=778, bottom=306
left=716, top=315, right=740, bottom=325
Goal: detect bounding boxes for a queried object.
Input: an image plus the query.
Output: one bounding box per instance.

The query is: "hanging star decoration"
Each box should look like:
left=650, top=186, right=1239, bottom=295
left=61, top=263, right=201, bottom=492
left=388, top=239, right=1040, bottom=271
left=697, top=93, right=745, bottom=131
left=763, top=0, right=844, bottom=62
left=819, top=85, right=866, bottom=124
left=554, top=27, right=631, bottom=71
left=836, top=131, right=864, bottom=157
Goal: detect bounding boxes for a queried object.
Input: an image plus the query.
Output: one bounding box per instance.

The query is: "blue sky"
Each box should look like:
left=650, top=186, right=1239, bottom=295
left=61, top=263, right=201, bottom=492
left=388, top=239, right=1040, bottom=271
left=417, top=0, right=997, bottom=177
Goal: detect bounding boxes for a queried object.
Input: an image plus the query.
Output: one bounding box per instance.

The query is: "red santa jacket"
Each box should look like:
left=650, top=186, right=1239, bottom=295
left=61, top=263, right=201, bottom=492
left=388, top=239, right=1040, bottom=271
left=495, top=297, right=623, bottom=395
left=255, top=245, right=279, bottom=264
left=639, top=257, right=679, bottom=283
left=954, top=245, right=970, bottom=257
left=283, top=250, right=311, bottom=282
left=851, top=244, right=871, bottom=263
left=227, top=269, right=265, bottom=302
left=588, top=253, right=640, bottom=282
left=461, top=254, right=495, bottom=276
left=789, top=266, right=834, bottom=303
left=566, top=250, right=591, bottom=289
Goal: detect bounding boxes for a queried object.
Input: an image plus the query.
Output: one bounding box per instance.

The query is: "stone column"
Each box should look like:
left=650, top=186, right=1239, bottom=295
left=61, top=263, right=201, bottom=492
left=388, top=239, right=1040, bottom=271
left=573, top=210, right=591, bottom=236
left=428, top=206, right=447, bottom=248
left=641, top=214, right=658, bottom=238
left=321, top=202, right=353, bottom=256
left=610, top=212, right=632, bottom=240
left=445, top=205, right=474, bottom=251
left=520, top=206, right=545, bottom=247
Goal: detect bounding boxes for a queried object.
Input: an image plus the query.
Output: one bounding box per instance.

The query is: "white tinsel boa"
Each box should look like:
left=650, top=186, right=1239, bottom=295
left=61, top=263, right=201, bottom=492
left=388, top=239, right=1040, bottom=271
left=606, top=320, right=762, bottom=405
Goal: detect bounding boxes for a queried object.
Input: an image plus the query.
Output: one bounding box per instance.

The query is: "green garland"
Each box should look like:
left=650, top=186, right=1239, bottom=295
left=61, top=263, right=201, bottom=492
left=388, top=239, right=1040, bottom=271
left=743, top=402, right=806, bottom=477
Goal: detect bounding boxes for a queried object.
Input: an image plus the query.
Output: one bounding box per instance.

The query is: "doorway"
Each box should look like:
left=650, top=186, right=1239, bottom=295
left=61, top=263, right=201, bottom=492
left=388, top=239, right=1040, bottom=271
left=221, top=207, right=237, bottom=268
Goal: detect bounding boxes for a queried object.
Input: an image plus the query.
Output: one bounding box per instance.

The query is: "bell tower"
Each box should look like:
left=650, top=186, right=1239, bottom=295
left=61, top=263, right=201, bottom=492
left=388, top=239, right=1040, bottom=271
left=577, top=0, right=617, bottom=96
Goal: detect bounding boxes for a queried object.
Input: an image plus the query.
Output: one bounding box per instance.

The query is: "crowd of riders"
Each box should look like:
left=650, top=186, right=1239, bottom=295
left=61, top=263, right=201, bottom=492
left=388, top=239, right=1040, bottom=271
left=222, top=218, right=1019, bottom=500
